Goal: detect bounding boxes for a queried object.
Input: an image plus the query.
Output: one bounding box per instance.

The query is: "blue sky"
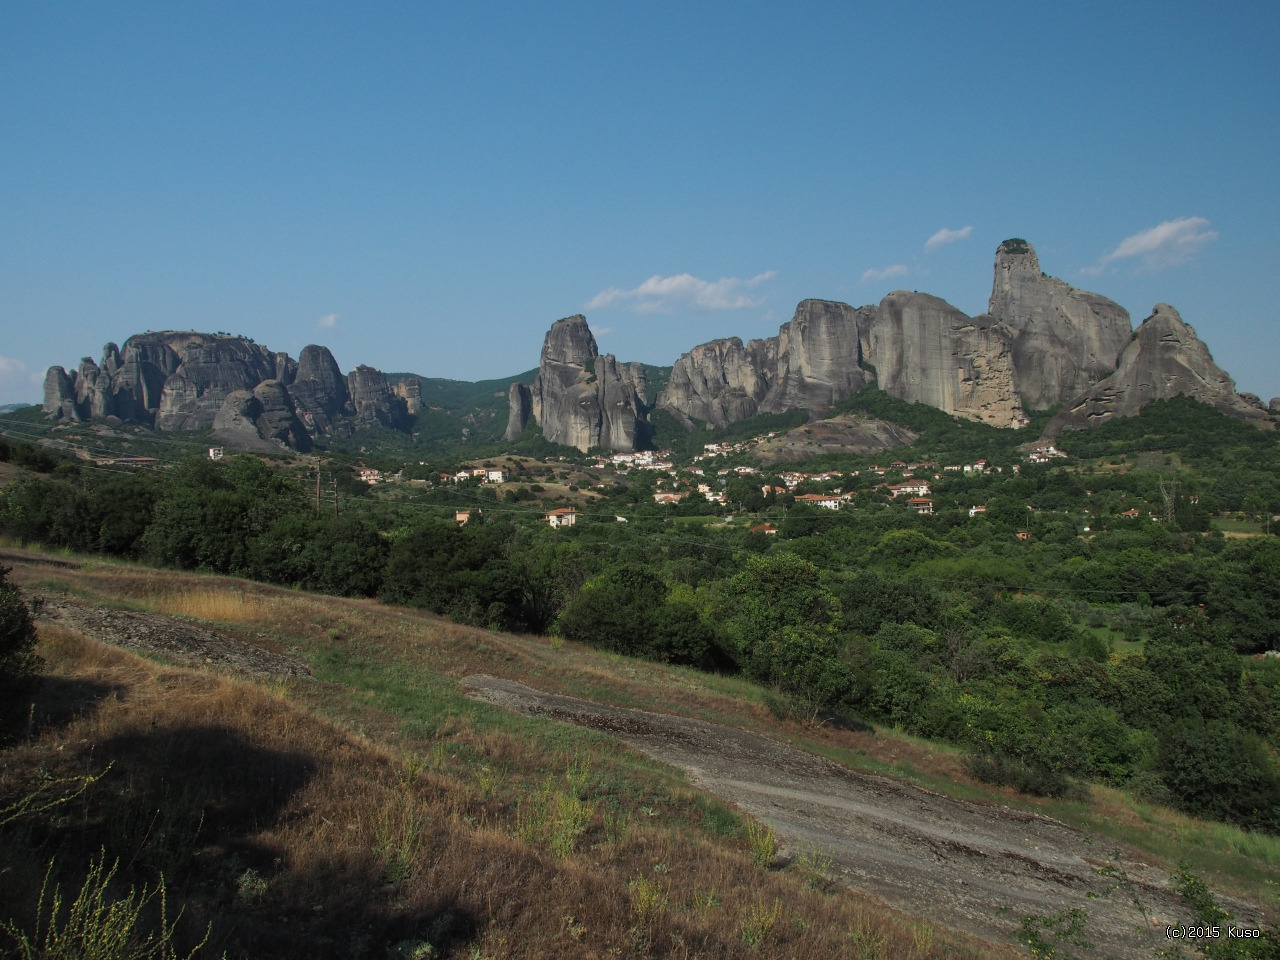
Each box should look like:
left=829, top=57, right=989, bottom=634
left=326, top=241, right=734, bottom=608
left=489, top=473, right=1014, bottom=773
left=2, top=2, right=1277, bottom=405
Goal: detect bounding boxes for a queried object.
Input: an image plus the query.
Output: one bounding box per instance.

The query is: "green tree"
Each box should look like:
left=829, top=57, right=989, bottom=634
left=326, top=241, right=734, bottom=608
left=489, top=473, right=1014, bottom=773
left=717, top=553, right=854, bottom=710
left=0, top=565, right=40, bottom=737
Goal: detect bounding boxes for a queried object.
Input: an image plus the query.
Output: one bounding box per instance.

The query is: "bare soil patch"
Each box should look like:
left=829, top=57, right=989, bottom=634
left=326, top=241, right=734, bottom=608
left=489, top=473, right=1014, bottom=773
left=30, top=592, right=311, bottom=678
left=463, top=673, right=1261, bottom=958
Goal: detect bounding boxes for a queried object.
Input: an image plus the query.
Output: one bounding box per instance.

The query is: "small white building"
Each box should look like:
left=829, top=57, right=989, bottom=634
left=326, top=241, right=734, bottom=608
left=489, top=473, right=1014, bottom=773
left=545, top=507, right=577, bottom=528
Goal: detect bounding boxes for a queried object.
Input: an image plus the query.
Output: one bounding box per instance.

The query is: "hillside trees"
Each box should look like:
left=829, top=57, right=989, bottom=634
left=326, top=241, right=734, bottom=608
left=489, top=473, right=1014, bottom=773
left=715, top=553, right=855, bottom=711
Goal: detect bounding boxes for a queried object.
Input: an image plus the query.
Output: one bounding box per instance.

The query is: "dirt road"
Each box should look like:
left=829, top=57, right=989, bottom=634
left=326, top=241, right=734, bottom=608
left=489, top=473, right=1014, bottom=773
left=463, top=673, right=1260, bottom=958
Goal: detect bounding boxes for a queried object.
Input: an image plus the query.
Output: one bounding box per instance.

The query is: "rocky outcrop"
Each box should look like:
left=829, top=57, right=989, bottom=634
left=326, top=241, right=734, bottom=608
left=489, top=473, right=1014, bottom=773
left=659, top=300, right=870, bottom=427
left=1046, top=304, right=1274, bottom=435
left=347, top=365, right=410, bottom=432
left=988, top=239, right=1132, bottom=410
left=516, top=315, right=649, bottom=452
left=43, top=367, right=81, bottom=422
left=154, top=335, right=279, bottom=431
left=869, top=292, right=1028, bottom=428
left=251, top=380, right=312, bottom=451
left=504, top=382, right=534, bottom=441
left=753, top=413, right=918, bottom=463
left=660, top=337, right=769, bottom=428
left=392, top=377, right=423, bottom=415
left=289, top=345, right=351, bottom=436
left=43, top=332, right=411, bottom=452
left=762, top=300, right=872, bottom=413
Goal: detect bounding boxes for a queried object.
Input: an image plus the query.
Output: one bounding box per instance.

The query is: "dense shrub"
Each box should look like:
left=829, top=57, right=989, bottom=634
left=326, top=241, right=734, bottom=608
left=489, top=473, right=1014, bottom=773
left=0, top=565, right=40, bottom=737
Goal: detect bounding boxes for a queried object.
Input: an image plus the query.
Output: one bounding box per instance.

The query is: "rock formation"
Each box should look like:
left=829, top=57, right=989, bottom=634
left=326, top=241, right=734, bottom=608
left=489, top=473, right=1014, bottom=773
left=659, top=300, right=871, bottom=428
left=868, top=291, right=1028, bottom=428
left=987, top=239, right=1132, bottom=410
left=504, top=382, right=534, bottom=441
left=288, top=345, right=351, bottom=436
left=508, top=315, right=649, bottom=452
left=347, top=365, right=410, bottom=432
left=43, top=332, right=411, bottom=452
left=1046, top=304, right=1274, bottom=435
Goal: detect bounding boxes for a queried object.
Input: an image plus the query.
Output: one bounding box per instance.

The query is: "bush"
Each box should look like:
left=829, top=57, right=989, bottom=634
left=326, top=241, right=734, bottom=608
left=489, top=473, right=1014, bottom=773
left=0, top=564, right=40, bottom=737
left=965, top=750, right=1075, bottom=799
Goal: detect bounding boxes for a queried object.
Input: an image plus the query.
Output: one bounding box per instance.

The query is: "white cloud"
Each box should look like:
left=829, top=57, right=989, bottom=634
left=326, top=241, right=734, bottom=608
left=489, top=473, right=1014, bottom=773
left=1082, top=217, right=1218, bottom=275
left=586, top=271, right=776, bottom=313
left=317, top=313, right=339, bottom=329
left=860, top=264, right=909, bottom=284
left=925, top=226, right=973, bottom=251
left=0, top=355, right=39, bottom=404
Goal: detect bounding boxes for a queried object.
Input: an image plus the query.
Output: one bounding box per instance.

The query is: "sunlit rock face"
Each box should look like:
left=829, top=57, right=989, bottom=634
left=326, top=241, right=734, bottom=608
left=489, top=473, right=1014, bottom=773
left=1047, top=303, right=1275, bottom=436
left=658, top=299, right=870, bottom=427
left=987, top=239, right=1132, bottom=411
left=868, top=291, right=1028, bottom=429
left=518, top=315, right=648, bottom=452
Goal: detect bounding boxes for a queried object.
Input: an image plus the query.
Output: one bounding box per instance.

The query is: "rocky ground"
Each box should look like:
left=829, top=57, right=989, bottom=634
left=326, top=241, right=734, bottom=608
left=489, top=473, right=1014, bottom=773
left=463, top=674, right=1262, bottom=959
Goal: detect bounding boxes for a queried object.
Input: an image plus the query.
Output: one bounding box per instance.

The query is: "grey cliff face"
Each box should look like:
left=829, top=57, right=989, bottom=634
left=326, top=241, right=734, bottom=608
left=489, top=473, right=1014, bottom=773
left=393, top=377, right=423, bottom=415
left=347, top=365, right=410, bottom=432
left=42, top=367, right=81, bottom=421
left=657, top=300, right=869, bottom=427
left=987, top=239, right=1132, bottom=411
left=43, top=331, right=411, bottom=452
left=1046, top=304, right=1274, bottom=435
left=504, top=382, right=533, bottom=441
left=252, top=380, right=312, bottom=451
left=761, top=300, right=871, bottom=414
left=154, top=334, right=279, bottom=431
left=290, top=345, right=352, bottom=435
left=659, top=337, right=769, bottom=428
left=870, top=292, right=1028, bottom=428
left=517, top=315, right=649, bottom=452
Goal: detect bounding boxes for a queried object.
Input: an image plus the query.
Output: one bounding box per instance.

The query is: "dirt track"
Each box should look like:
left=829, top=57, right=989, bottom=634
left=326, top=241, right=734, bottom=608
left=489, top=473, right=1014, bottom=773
left=463, top=674, right=1261, bottom=958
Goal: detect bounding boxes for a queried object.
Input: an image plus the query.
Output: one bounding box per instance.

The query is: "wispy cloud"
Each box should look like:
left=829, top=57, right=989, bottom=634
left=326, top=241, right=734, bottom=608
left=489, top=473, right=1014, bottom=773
left=1082, top=217, right=1218, bottom=275
left=860, top=264, right=909, bottom=284
left=586, top=271, right=776, bottom=313
left=317, top=313, right=339, bottom=330
left=925, top=226, right=972, bottom=251
left=0, top=355, right=39, bottom=403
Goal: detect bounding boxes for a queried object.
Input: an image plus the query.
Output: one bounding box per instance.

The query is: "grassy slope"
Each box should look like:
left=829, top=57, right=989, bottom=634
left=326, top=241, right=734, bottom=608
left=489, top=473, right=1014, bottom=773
left=3, top=549, right=1276, bottom=960
left=4, top=552, right=1013, bottom=960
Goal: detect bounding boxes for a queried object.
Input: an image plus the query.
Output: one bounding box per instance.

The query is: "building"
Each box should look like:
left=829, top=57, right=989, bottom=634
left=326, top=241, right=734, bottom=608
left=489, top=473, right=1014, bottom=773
left=906, top=497, right=934, bottom=515
left=455, top=510, right=471, bottom=525
left=968, top=505, right=987, bottom=518
left=889, top=481, right=931, bottom=498
left=545, top=507, right=577, bottom=528
left=748, top=523, right=778, bottom=535
left=207, top=447, right=223, bottom=460
left=795, top=493, right=842, bottom=510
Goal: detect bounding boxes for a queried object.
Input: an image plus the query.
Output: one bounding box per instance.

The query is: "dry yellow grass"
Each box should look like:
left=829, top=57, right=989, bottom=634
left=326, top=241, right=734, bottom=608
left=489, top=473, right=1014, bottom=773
left=140, top=587, right=269, bottom=622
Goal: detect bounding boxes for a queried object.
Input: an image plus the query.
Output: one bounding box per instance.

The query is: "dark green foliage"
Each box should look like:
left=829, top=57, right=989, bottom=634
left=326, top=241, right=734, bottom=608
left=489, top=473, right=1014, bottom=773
left=0, top=565, right=40, bottom=736
left=1158, top=720, right=1280, bottom=831
left=140, top=457, right=303, bottom=575
left=965, top=750, right=1074, bottom=798
left=380, top=517, right=526, bottom=631
left=715, top=554, right=855, bottom=710
left=0, top=436, right=61, bottom=472
left=999, top=237, right=1032, bottom=255
left=555, top=564, right=717, bottom=666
